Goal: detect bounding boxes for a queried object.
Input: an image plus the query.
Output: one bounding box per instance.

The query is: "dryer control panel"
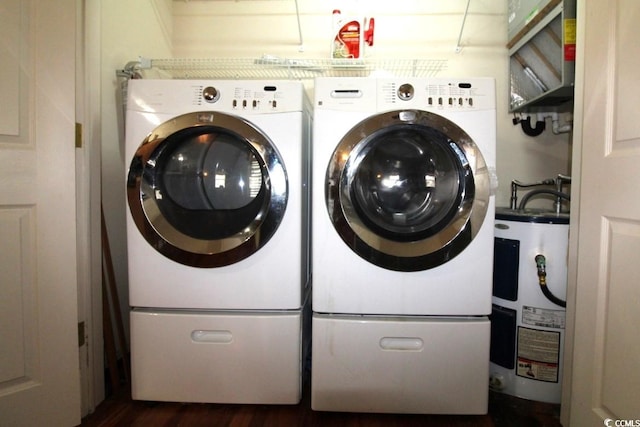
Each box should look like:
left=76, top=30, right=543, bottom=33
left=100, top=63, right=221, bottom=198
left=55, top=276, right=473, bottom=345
left=193, top=82, right=307, bottom=114
left=126, top=79, right=308, bottom=115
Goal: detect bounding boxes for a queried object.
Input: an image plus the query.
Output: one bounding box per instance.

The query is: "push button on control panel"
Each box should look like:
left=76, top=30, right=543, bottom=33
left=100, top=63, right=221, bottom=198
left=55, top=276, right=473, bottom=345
left=231, top=97, right=278, bottom=110
left=422, top=83, right=478, bottom=109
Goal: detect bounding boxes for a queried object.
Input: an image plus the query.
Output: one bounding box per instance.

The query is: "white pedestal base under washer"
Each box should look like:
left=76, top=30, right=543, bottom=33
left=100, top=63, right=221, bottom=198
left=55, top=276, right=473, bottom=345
left=312, top=315, right=490, bottom=414
left=125, top=79, right=311, bottom=404
left=311, top=77, right=496, bottom=414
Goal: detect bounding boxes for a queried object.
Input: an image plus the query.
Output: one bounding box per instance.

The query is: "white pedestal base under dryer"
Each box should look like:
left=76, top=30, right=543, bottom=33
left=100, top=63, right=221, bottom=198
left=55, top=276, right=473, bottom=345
left=125, top=79, right=311, bottom=404
left=311, top=77, right=497, bottom=414
left=131, top=308, right=309, bottom=404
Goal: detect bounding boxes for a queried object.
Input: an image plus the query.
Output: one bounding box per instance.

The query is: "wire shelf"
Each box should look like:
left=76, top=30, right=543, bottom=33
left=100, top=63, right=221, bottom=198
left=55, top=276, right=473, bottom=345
left=134, top=57, right=448, bottom=80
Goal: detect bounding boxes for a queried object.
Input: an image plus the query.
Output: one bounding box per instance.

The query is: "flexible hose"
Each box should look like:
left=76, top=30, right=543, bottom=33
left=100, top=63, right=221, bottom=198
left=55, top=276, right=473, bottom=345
left=518, top=189, right=571, bottom=210
left=510, top=179, right=556, bottom=209
left=535, top=254, right=566, bottom=308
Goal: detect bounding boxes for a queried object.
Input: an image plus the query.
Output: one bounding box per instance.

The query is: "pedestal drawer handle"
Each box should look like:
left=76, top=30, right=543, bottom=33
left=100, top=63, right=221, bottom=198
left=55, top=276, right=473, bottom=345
left=191, top=330, right=233, bottom=344
left=379, top=337, right=424, bottom=351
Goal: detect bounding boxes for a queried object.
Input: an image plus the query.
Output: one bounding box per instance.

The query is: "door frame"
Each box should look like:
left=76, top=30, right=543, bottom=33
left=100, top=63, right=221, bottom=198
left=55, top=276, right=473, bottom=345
left=77, top=0, right=105, bottom=414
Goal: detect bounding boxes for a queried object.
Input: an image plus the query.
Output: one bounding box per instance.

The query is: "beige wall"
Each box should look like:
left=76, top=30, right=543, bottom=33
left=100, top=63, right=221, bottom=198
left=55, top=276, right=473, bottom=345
left=101, top=0, right=173, bottom=342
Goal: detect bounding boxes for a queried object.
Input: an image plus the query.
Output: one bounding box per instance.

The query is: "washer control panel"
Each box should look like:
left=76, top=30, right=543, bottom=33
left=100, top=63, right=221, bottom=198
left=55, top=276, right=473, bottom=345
left=378, top=78, right=495, bottom=111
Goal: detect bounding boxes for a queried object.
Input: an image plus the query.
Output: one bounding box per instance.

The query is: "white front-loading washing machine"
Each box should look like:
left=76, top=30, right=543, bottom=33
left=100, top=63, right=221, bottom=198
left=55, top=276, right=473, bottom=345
left=125, top=79, right=311, bottom=404
left=311, top=77, right=496, bottom=414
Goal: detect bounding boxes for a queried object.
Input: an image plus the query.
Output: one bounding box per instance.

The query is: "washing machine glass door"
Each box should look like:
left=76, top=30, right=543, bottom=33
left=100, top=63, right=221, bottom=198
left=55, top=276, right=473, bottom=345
left=127, top=111, right=287, bottom=267
left=326, top=109, right=490, bottom=271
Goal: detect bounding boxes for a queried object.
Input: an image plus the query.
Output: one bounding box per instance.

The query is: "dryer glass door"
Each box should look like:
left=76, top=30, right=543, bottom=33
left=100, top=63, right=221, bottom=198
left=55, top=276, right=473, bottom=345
left=326, top=109, right=490, bottom=271
left=127, top=111, right=287, bottom=267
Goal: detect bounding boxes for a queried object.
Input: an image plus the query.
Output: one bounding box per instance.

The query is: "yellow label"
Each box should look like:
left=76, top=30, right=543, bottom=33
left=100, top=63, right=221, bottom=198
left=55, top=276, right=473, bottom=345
left=564, top=19, right=576, bottom=44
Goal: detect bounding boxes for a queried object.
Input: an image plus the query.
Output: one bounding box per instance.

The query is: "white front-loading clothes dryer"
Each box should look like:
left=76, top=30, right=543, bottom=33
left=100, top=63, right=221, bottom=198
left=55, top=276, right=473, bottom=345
left=125, top=79, right=311, bottom=404
left=311, top=77, right=496, bottom=414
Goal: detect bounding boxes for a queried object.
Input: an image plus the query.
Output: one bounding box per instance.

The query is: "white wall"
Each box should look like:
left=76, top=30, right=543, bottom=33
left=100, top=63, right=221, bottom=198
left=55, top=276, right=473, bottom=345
left=170, top=0, right=572, bottom=208
left=101, top=0, right=173, bottom=345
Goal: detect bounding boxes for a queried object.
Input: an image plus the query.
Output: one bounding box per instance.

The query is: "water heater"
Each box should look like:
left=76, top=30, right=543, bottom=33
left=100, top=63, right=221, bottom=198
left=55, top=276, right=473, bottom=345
left=489, top=208, right=568, bottom=404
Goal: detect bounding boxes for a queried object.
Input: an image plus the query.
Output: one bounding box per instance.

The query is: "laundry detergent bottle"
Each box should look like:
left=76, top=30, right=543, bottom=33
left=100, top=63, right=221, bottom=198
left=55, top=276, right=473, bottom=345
left=331, top=10, right=374, bottom=59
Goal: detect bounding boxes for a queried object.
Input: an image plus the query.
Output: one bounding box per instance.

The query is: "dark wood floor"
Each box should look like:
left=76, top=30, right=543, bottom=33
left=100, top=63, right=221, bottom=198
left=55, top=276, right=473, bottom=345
left=79, top=380, right=562, bottom=427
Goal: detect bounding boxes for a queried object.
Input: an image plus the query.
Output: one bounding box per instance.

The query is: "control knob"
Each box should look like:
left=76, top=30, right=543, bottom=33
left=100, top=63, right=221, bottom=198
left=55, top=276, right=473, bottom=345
left=397, top=83, right=414, bottom=101
left=202, top=86, right=220, bottom=103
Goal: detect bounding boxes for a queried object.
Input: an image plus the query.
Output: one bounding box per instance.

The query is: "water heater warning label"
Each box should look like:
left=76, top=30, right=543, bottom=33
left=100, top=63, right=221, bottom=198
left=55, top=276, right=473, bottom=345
left=522, top=305, right=565, bottom=329
left=516, top=327, right=560, bottom=383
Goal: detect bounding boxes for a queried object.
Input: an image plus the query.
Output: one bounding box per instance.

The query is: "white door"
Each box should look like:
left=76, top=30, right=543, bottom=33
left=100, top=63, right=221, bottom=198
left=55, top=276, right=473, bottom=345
left=563, top=0, right=640, bottom=425
left=0, top=0, right=81, bottom=425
